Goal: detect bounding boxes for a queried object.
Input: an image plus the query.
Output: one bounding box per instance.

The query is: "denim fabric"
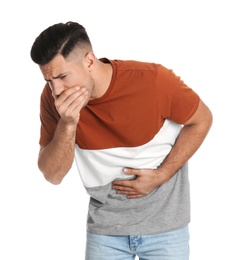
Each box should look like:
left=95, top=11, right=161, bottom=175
left=85, top=226, right=189, bottom=260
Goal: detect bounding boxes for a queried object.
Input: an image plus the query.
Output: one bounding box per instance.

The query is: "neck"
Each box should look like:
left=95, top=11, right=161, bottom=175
left=92, top=59, right=113, bottom=99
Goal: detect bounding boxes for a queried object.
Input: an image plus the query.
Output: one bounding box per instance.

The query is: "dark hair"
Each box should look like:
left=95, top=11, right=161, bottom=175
left=30, top=21, right=92, bottom=65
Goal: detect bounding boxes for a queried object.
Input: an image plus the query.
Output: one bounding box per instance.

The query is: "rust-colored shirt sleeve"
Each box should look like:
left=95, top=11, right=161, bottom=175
left=157, top=65, right=200, bottom=124
left=39, top=84, right=60, bottom=146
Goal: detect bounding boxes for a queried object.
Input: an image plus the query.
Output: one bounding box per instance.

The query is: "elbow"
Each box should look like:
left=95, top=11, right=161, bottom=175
left=44, top=174, right=63, bottom=185
left=38, top=163, right=63, bottom=185
left=37, top=148, right=71, bottom=185
left=205, top=107, right=213, bottom=133
left=198, top=100, right=213, bottom=134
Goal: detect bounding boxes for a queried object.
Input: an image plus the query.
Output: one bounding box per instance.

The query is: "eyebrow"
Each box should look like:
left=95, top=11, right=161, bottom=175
left=44, top=73, right=67, bottom=82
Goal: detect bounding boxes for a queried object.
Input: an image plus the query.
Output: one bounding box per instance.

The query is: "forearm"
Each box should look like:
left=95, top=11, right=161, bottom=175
left=38, top=119, right=77, bottom=185
left=156, top=117, right=212, bottom=184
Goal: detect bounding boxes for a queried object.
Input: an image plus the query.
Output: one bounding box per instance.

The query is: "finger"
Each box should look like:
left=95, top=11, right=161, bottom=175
left=67, top=90, right=88, bottom=113
left=116, top=190, right=140, bottom=195
left=56, top=89, right=88, bottom=117
left=124, top=168, right=142, bottom=176
left=52, top=86, right=81, bottom=100
left=55, top=87, right=85, bottom=109
left=112, top=180, right=133, bottom=187
left=112, top=185, right=134, bottom=192
left=112, top=182, right=132, bottom=189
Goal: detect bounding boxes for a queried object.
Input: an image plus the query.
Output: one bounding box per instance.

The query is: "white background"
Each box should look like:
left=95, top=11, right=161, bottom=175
left=1, top=0, right=239, bottom=259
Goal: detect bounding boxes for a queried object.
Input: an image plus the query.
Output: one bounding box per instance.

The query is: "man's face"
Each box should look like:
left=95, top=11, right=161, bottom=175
left=40, top=53, right=93, bottom=100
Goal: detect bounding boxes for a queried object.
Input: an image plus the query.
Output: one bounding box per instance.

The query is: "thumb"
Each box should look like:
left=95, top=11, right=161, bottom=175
left=124, top=168, right=141, bottom=176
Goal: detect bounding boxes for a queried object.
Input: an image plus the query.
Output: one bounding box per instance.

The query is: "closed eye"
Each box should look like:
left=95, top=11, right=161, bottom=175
left=44, top=74, right=67, bottom=82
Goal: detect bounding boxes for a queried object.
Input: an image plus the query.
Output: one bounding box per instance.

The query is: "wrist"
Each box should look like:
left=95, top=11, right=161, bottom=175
left=59, top=118, right=78, bottom=131
left=155, top=167, right=172, bottom=185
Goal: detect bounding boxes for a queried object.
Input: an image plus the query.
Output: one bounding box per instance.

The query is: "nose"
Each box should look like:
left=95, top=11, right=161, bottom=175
left=49, top=81, right=65, bottom=96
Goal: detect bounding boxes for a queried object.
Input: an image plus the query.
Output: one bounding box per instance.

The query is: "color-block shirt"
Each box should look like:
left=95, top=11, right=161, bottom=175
left=39, top=58, right=200, bottom=235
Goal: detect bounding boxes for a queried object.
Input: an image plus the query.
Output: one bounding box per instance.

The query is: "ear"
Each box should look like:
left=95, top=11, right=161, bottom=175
left=84, top=52, right=96, bottom=70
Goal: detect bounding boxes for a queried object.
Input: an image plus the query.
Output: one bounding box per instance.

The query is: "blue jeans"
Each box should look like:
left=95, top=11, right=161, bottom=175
left=85, top=226, right=189, bottom=260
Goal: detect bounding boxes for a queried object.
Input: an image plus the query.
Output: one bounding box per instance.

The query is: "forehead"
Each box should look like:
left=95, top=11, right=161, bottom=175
left=39, top=54, right=73, bottom=78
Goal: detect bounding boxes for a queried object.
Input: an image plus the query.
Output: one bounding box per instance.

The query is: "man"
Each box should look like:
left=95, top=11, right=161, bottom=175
left=30, top=21, right=212, bottom=260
